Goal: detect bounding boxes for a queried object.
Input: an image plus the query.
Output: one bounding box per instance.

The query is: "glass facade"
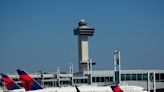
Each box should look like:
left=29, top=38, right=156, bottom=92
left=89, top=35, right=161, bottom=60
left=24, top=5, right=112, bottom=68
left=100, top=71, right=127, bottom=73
left=137, top=74, right=142, bottom=80
left=126, top=74, right=131, bottom=80
left=105, top=77, right=110, bottom=82
left=160, top=73, right=164, bottom=82
left=74, top=78, right=88, bottom=84
left=156, top=73, right=160, bottom=81
left=121, top=74, right=147, bottom=81
left=121, top=74, right=126, bottom=81
left=143, top=74, right=148, bottom=80
left=121, top=73, right=164, bottom=82
left=132, top=74, right=136, bottom=80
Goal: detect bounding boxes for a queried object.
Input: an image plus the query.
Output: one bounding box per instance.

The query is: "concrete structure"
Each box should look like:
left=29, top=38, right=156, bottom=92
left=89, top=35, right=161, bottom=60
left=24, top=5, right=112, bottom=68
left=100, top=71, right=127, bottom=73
left=74, top=20, right=95, bottom=72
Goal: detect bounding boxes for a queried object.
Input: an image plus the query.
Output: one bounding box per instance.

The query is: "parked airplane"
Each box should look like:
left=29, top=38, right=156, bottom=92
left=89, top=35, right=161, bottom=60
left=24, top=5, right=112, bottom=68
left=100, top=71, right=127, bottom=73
left=0, top=73, right=25, bottom=92
left=0, top=70, right=148, bottom=92
left=17, top=69, right=148, bottom=92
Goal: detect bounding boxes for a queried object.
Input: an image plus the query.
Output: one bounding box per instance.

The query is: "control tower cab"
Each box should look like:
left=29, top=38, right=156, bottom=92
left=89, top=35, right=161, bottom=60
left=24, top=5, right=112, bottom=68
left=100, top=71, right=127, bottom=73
left=74, top=20, right=95, bottom=72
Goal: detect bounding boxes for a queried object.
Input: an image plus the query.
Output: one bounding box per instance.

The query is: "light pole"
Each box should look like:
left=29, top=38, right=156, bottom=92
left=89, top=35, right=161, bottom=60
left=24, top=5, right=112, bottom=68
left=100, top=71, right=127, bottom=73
left=38, top=71, right=44, bottom=87
left=89, top=59, right=93, bottom=85
left=69, top=63, right=74, bottom=85
left=114, top=49, right=121, bottom=85
left=57, top=67, right=60, bottom=87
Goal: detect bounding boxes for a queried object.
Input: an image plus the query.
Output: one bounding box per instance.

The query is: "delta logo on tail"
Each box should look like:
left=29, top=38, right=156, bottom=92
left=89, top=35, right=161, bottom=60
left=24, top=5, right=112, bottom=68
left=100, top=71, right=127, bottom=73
left=111, top=85, right=123, bottom=92
left=0, top=73, right=20, bottom=90
left=17, top=69, right=43, bottom=91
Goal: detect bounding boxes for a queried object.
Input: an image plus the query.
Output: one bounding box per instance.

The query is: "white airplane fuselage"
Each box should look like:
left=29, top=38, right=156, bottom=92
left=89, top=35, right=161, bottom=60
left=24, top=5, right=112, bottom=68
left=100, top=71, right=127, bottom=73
left=8, top=89, right=26, bottom=92
left=26, top=85, right=147, bottom=92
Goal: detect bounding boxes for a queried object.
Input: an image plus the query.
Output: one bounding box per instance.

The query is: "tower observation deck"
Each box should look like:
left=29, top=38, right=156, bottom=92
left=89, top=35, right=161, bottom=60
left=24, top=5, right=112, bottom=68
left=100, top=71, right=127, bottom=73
left=74, top=20, right=95, bottom=72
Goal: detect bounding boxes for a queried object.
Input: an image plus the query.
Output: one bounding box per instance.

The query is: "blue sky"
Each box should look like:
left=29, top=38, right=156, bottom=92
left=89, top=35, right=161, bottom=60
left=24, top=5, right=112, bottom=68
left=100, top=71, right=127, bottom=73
left=0, top=0, right=164, bottom=73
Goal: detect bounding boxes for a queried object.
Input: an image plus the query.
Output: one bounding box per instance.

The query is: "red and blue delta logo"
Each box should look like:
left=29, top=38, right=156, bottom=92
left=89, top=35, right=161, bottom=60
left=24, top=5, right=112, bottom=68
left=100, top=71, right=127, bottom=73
left=0, top=74, right=20, bottom=90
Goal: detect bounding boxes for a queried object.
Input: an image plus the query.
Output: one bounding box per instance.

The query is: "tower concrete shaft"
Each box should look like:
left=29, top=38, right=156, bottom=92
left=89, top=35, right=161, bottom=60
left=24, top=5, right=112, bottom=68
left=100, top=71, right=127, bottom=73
left=78, top=36, right=89, bottom=63
left=74, top=20, right=95, bottom=72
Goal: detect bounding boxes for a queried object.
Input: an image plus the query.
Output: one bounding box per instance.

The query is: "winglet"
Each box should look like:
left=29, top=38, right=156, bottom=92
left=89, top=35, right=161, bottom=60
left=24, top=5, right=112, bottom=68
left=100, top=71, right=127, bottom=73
left=17, top=69, right=43, bottom=91
left=0, top=73, right=20, bottom=90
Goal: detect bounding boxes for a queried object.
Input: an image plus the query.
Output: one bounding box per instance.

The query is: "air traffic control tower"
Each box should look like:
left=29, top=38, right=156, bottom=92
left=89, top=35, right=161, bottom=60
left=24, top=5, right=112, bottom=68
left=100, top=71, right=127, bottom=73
left=74, top=20, right=95, bottom=72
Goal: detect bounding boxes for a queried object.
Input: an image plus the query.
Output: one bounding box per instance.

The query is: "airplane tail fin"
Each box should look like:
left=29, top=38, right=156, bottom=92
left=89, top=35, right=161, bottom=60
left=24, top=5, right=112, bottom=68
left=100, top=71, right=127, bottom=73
left=0, top=73, right=20, bottom=90
left=17, top=69, right=43, bottom=91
